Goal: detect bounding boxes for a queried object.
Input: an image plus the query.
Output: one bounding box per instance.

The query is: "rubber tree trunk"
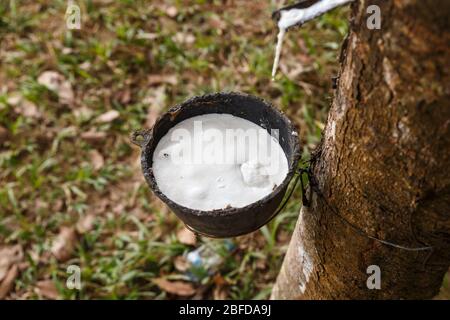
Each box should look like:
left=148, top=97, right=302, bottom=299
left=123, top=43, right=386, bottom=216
left=272, top=0, right=450, bottom=299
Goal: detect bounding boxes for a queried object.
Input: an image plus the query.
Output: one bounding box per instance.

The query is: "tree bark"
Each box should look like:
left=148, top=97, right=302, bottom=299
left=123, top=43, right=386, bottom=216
left=272, top=0, right=450, bottom=299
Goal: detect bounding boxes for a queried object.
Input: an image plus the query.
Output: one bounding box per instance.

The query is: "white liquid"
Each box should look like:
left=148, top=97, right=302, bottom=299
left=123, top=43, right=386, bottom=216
left=271, top=0, right=353, bottom=79
left=152, top=114, right=289, bottom=211
left=272, top=28, right=286, bottom=81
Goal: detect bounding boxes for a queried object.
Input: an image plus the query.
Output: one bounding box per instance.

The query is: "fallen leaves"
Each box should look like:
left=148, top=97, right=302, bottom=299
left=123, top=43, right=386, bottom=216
left=173, top=256, right=190, bottom=272
left=117, top=87, right=131, bottom=104
left=8, top=93, right=42, bottom=119
left=176, top=227, right=197, bottom=246
left=79, top=61, right=91, bottom=70
left=73, top=106, right=94, bottom=122
left=51, top=227, right=77, bottom=262
left=0, top=245, right=23, bottom=282
left=95, top=110, right=120, bottom=123
left=146, top=106, right=162, bottom=129
left=144, top=86, right=166, bottom=106
left=153, top=278, right=195, bottom=297
left=0, top=126, right=8, bottom=144
left=136, top=31, right=158, bottom=40
left=76, top=214, right=96, bottom=234
left=89, top=149, right=104, bottom=171
left=80, top=130, right=107, bottom=143
left=6, top=93, right=22, bottom=106
left=35, top=280, right=59, bottom=300
left=212, top=274, right=228, bottom=299
left=165, top=6, right=178, bottom=18
left=16, top=99, right=42, bottom=119
left=208, top=15, right=226, bottom=31
left=147, top=74, right=177, bottom=86
left=0, top=265, right=18, bottom=299
left=173, top=32, right=196, bottom=45
left=144, top=86, right=165, bottom=128
left=37, top=71, right=74, bottom=105
left=0, top=245, right=23, bottom=299
left=51, top=214, right=97, bottom=262
left=213, top=283, right=228, bottom=300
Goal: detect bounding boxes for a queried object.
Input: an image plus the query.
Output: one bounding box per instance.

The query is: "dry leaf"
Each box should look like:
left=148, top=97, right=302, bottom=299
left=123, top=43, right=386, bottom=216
left=15, top=100, right=41, bottom=118
left=213, top=285, right=227, bottom=300
left=208, top=16, right=226, bottom=30
left=62, top=47, right=72, bottom=55
left=52, top=199, right=64, bottom=212
left=173, top=32, right=196, bottom=45
left=176, top=227, right=197, bottom=246
left=277, top=230, right=290, bottom=243
left=153, top=278, right=195, bottom=296
left=79, top=61, right=91, bottom=70
left=143, top=86, right=166, bottom=105
left=89, top=149, right=104, bottom=171
left=35, top=280, right=59, bottom=300
left=51, top=227, right=77, bottom=262
left=6, top=93, right=22, bottom=106
left=73, top=106, right=94, bottom=121
left=0, top=264, right=18, bottom=299
left=0, top=126, right=8, bottom=144
left=147, top=74, right=177, bottom=86
left=92, top=198, right=109, bottom=215
left=212, top=274, right=227, bottom=299
left=213, top=274, right=227, bottom=286
left=37, top=71, right=74, bottom=104
left=184, top=34, right=196, bottom=45
left=112, top=203, right=125, bottom=215
left=35, top=199, right=48, bottom=211
left=146, top=106, right=162, bottom=128
left=165, top=6, right=178, bottom=18
left=255, top=258, right=266, bottom=270
left=118, top=88, right=131, bottom=104
left=29, top=248, right=40, bottom=265
left=0, top=245, right=23, bottom=282
left=76, top=214, right=96, bottom=234
left=80, top=130, right=107, bottom=143
left=173, top=256, right=190, bottom=272
left=95, top=110, right=120, bottom=123
left=136, top=32, right=158, bottom=40
left=144, top=87, right=165, bottom=128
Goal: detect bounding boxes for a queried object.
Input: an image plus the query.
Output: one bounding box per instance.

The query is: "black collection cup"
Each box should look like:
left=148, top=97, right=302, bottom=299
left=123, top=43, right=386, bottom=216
left=131, top=92, right=301, bottom=238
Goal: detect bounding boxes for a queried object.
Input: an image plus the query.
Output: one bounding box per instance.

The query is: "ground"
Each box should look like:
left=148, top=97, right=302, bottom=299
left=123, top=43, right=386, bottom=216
left=0, top=0, right=448, bottom=300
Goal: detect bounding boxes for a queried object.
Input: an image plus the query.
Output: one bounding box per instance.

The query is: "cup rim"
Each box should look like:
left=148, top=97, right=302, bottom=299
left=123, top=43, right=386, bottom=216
left=140, top=91, right=302, bottom=218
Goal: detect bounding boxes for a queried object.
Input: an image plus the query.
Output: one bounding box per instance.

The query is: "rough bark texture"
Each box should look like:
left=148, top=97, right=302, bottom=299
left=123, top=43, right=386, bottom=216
left=272, top=0, right=450, bottom=299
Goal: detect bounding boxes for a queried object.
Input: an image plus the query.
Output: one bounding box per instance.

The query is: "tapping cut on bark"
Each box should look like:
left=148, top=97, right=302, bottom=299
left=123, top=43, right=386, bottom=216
left=272, top=0, right=450, bottom=299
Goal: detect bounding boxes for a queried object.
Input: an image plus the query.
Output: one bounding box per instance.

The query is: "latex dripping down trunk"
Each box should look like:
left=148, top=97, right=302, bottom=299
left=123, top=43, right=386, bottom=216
left=271, top=0, right=354, bottom=80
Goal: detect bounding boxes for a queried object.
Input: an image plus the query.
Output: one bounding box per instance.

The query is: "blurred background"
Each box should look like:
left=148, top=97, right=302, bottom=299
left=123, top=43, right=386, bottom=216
left=0, top=0, right=448, bottom=299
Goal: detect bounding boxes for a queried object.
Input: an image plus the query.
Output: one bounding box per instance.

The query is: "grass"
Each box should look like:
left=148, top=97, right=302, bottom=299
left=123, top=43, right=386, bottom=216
left=2, top=0, right=446, bottom=300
